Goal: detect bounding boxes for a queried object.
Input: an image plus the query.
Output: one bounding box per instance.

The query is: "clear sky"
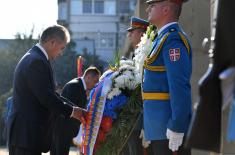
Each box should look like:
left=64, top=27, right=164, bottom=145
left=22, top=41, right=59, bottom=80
left=0, top=0, right=58, bottom=39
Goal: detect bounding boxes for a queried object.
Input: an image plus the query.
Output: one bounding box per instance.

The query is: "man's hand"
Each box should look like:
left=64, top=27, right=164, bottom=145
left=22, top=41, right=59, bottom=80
left=139, top=129, right=151, bottom=148
left=71, top=107, right=87, bottom=124
left=166, top=129, right=184, bottom=152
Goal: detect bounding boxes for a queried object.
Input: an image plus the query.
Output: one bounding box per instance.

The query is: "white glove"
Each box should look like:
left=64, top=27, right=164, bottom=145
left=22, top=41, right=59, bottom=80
left=73, top=125, right=83, bottom=147
left=139, top=129, right=151, bottom=148
left=166, top=129, right=184, bottom=152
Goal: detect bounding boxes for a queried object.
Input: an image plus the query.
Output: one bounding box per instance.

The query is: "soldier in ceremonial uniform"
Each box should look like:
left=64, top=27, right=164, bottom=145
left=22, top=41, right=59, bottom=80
left=142, top=0, right=192, bottom=154
left=122, top=17, right=151, bottom=155
left=126, top=17, right=149, bottom=59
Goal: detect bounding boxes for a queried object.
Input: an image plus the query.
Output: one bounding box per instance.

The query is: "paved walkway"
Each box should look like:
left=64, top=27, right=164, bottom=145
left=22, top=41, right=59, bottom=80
left=0, top=146, right=80, bottom=155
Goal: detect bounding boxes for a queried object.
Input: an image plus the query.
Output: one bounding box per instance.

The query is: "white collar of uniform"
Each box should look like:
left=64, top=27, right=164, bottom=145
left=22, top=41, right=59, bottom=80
left=36, top=43, right=49, bottom=60
left=81, top=77, right=87, bottom=90
left=157, top=22, right=178, bottom=35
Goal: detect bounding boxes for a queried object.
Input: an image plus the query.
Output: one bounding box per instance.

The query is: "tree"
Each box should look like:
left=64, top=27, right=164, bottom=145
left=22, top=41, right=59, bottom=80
left=80, top=47, right=106, bottom=73
left=0, top=89, right=12, bottom=145
left=52, top=41, right=107, bottom=87
left=0, top=30, right=37, bottom=146
left=52, top=41, right=78, bottom=86
left=0, top=29, right=37, bottom=95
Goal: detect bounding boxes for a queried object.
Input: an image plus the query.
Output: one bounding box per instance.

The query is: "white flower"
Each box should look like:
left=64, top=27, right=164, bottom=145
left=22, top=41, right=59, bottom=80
left=126, top=79, right=137, bottom=90
left=114, top=76, right=125, bottom=87
left=133, top=30, right=154, bottom=80
left=120, top=60, right=134, bottom=66
left=122, top=70, right=133, bottom=78
left=105, top=29, right=154, bottom=99
left=119, top=65, right=135, bottom=72
left=116, top=75, right=128, bottom=87
left=135, top=72, right=142, bottom=84
left=107, top=87, right=121, bottom=99
left=105, top=59, right=139, bottom=99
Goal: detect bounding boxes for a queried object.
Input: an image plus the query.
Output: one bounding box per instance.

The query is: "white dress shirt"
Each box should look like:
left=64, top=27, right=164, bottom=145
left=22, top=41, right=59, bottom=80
left=81, top=77, right=87, bottom=90
left=36, top=43, right=49, bottom=60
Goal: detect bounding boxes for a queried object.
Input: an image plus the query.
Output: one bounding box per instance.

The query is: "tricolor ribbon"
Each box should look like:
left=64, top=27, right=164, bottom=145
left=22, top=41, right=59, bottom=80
left=82, top=72, right=113, bottom=155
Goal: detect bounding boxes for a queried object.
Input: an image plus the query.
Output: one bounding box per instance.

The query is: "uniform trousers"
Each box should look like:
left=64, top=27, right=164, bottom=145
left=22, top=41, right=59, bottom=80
left=149, top=139, right=191, bottom=155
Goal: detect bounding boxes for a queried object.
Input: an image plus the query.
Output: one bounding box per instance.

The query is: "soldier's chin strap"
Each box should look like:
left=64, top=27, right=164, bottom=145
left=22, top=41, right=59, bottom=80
left=166, top=129, right=184, bottom=151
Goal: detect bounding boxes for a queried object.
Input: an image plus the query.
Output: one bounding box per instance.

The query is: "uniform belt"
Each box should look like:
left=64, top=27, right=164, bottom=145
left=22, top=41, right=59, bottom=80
left=142, top=92, right=170, bottom=100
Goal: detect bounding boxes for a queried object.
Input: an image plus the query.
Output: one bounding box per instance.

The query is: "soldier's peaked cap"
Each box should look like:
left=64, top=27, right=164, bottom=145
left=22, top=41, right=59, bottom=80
left=127, top=17, right=149, bottom=32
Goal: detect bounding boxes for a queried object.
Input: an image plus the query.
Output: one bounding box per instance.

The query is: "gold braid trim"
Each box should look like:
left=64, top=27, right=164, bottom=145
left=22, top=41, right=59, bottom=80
left=143, top=61, right=166, bottom=71
left=178, top=32, right=190, bottom=55
left=145, top=33, right=170, bottom=64
left=142, top=92, right=170, bottom=100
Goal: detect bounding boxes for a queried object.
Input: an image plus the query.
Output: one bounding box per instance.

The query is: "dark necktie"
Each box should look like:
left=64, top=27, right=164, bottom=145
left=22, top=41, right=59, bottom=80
left=48, top=61, right=55, bottom=90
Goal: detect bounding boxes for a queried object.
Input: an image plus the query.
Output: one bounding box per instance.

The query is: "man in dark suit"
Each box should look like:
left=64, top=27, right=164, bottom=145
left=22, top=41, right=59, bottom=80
left=50, top=67, right=100, bottom=155
left=7, top=25, right=86, bottom=155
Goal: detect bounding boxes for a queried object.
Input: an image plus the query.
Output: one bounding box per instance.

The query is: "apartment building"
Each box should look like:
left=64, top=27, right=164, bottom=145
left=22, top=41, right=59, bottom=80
left=57, top=0, right=136, bottom=61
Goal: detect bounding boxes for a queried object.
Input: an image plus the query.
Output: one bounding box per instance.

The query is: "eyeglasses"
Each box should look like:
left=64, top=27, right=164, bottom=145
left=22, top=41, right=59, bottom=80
left=155, top=0, right=166, bottom=2
left=149, top=0, right=166, bottom=4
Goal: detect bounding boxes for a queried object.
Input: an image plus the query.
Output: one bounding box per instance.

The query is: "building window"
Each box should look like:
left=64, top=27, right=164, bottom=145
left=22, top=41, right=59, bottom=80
left=99, top=38, right=114, bottom=48
left=83, top=0, right=92, bottom=13
left=58, top=2, right=67, bottom=19
left=108, top=38, right=114, bottom=48
left=94, top=0, right=104, bottom=13
left=98, top=36, right=114, bottom=49
left=104, top=1, right=116, bottom=15
left=119, top=0, right=130, bottom=14
left=58, top=0, right=66, bottom=2
left=71, top=0, right=82, bottom=15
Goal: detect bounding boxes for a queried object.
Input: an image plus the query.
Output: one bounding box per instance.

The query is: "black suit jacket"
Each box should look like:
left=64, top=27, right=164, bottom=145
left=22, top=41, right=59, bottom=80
left=54, top=78, right=87, bottom=139
left=61, top=78, right=87, bottom=109
left=7, top=46, right=73, bottom=152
